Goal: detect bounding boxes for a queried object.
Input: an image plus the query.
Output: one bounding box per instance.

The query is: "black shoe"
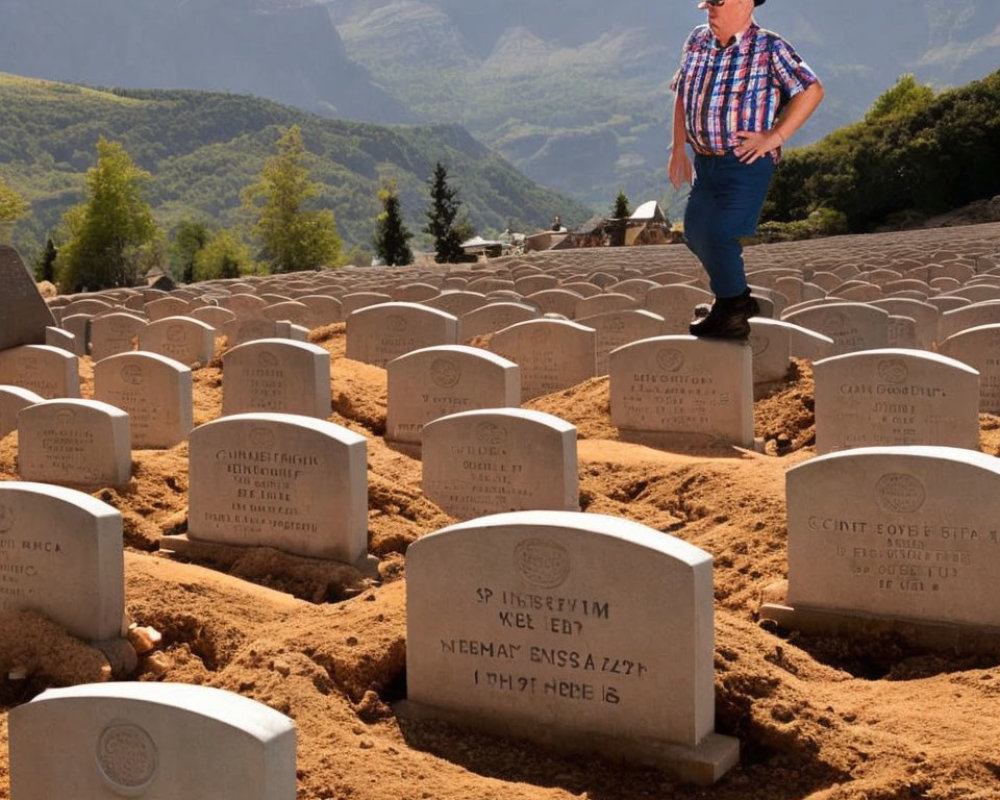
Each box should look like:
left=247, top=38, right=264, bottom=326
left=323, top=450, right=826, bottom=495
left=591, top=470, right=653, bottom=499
left=689, top=290, right=759, bottom=340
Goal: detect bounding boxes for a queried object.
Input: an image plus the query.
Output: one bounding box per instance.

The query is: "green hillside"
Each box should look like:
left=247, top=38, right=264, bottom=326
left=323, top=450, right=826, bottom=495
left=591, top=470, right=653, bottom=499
left=763, top=69, right=1000, bottom=234
left=0, top=72, right=591, bottom=263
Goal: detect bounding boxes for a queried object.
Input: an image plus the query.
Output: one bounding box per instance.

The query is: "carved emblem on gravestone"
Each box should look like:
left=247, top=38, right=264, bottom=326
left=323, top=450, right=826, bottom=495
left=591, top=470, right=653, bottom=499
left=875, top=473, right=926, bottom=513
left=514, top=539, right=571, bottom=589
left=120, top=364, right=144, bottom=386
left=656, top=348, right=684, bottom=373
left=96, top=723, right=158, bottom=792
left=249, top=427, right=276, bottom=450
left=475, top=422, right=507, bottom=447
left=749, top=334, right=769, bottom=357
left=22, top=358, right=38, bottom=373
left=386, top=315, right=408, bottom=333
left=55, top=409, right=75, bottom=426
left=166, top=325, right=184, bottom=343
left=0, top=504, right=14, bottom=533
left=430, top=359, right=461, bottom=389
left=258, top=351, right=279, bottom=369
left=824, top=311, right=850, bottom=332
left=877, top=359, right=908, bottom=384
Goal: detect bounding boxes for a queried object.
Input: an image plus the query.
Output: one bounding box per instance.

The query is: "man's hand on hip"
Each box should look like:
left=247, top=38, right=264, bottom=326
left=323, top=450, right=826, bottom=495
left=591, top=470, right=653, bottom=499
left=734, top=130, right=783, bottom=164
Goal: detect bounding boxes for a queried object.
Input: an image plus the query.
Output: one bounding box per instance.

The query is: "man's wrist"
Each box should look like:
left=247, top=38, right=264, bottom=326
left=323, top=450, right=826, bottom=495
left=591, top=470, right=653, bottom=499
left=773, top=129, right=786, bottom=144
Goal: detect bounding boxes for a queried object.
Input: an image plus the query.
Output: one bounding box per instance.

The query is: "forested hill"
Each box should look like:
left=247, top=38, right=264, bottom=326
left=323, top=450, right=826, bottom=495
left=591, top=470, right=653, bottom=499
left=763, top=69, right=1000, bottom=234
left=0, top=73, right=590, bottom=261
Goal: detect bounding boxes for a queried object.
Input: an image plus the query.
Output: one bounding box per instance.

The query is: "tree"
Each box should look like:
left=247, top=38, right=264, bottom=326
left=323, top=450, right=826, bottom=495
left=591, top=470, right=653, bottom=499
left=865, top=74, right=935, bottom=123
left=612, top=189, right=631, bottom=219
left=0, top=174, right=30, bottom=243
left=423, top=162, right=465, bottom=263
left=171, top=220, right=210, bottom=284
left=193, top=229, right=253, bottom=282
left=54, top=137, right=159, bottom=291
left=242, top=125, right=342, bottom=273
left=35, top=238, right=57, bottom=283
left=374, top=183, right=413, bottom=267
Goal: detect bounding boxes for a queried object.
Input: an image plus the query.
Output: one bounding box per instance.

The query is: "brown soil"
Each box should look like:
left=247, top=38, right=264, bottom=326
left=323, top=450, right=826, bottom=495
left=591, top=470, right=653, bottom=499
left=2, top=322, right=1000, bottom=800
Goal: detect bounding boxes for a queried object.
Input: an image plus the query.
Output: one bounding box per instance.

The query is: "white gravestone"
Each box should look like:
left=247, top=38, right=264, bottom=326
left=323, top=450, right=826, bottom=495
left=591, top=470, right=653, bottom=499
left=610, top=336, right=753, bottom=449
left=10, top=682, right=295, bottom=800
left=0, top=344, right=80, bottom=399
left=89, top=312, right=147, bottom=362
left=0, top=481, right=124, bottom=641
left=404, top=510, right=738, bottom=785
left=762, top=447, right=1000, bottom=644
left=186, top=413, right=368, bottom=564
left=577, top=310, right=667, bottom=377
left=422, top=409, right=579, bottom=520
left=222, top=339, right=332, bottom=419
left=386, top=346, right=520, bottom=455
left=490, top=319, right=597, bottom=402
left=938, top=323, right=1000, bottom=413
left=0, top=386, right=43, bottom=438
left=94, top=352, right=193, bottom=449
left=460, top=302, right=539, bottom=340
left=782, top=302, right=890, bottom=355
left=346, top=302, right=459, bottom=368
left=813, top=349, right=979, bottom=454
left=139, top=316, right=215, bottom=367
left=17, top=399, right=132, bottom=487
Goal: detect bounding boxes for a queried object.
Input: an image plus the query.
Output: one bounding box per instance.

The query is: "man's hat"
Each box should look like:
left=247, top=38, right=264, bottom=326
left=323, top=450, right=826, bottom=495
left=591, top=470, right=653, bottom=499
left=755, top=0, right=766, bottom=5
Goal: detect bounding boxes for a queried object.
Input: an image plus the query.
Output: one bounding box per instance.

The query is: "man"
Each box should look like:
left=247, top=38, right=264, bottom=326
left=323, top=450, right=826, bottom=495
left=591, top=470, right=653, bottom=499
left=669, top=0, right=824, bottom=339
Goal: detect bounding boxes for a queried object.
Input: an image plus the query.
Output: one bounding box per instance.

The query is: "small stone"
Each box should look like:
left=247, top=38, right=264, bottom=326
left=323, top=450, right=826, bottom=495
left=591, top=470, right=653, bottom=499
left=127, top=625, right=162, bottom=655
left=142, top=651, right=172, bottom=677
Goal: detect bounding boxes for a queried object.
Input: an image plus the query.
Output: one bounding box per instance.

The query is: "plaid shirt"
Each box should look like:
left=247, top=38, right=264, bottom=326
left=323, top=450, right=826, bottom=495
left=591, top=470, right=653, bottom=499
left=671, top=22, right=818, bottom=156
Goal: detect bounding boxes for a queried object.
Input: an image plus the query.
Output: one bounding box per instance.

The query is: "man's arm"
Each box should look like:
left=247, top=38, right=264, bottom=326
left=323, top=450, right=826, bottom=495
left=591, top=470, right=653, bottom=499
left=668, top=92, right=693, bottom=189
left=733, top=81, right=825, bottom=164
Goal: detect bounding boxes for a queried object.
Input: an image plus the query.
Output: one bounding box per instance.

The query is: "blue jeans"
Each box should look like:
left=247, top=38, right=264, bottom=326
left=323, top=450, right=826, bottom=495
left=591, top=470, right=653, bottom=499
left=683, top=151, right=775, bottom=298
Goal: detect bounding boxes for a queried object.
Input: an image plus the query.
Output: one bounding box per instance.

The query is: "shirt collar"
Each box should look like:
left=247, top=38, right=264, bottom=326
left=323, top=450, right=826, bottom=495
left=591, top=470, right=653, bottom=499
left=713, top=20, right=758, bottom=50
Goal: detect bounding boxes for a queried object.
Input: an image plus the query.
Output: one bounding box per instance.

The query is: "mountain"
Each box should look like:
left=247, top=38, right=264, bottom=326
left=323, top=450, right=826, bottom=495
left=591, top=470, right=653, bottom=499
left=0, top=73, right=590, bottom=262
left=0, top=0, right=408, bottom=123
left=1, top=0, right=998, bottom=212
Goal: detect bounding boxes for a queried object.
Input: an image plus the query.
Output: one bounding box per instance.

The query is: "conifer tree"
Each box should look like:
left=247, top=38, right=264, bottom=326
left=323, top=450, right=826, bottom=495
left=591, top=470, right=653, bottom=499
left=424, top=162, right=465, bottom=263
left=374, top=183, right=413, bottom=267
left=242, top=125, right=342, bottom=273
left=612, top=189, right=631, bottom=219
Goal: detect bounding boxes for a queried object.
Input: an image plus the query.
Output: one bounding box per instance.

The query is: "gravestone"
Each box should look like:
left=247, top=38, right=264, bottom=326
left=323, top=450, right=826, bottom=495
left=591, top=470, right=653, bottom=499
left=747, top=318, right=795, bottom=397
left=0, top=244, right=57, bottom=351
left=18, top=399, right=132, bottom=487
left=346, top=302, right=459, bottom=368
left=813, top=349, right=979, bottom=454
left=0, top=345, right=80, bottom=399
left=490, top=319, right=597, bottom=402
left=761, top=447, right=1000, bottom=646
left=577, top=310, right=667, bottom=376
left=938, top=324, right=1000, bottom=413
left=261, top=300, right=312, bottom=328
left=59, top=314, right=91, bottom=356
left=222, top=339, right=332, bottom=419
left=525, top=288, right=583, bottom=318
left=938, top=301, right=1000, bottom=342
left=0, top=386, right=43, bottom=438
left=94, top=352, right=193, bottom=449
left=574, top=293, right=638, bottom=319
left=10, top=683, right=295, bottom=799
left=609, top=336, right=753, bottom=449
left=460, top=303, right=538, bottom=340
left=183, top=413, right=368, bottom=565
left=144, top=296, right=190, bottom=321
left=0, top=481, right=124, bottom=640
left=189, top=305, right=237, bottom=331
left=404, top=510, right=737, bottom=785
left=386, top=346, right=519, bottom=455
left=45, top=326, right=77, bottom=355
left=425, top=291, right=490, bottom=317
left=422, top=409, right=578, bottom=520
left=89, top=312, right=147, bottom=362
left=222, top=317, right=283, bottom=347
left=139, top=316, right=215, bottom=367
left=782, top=302, right=890, bottom=355
left=644, top=285, right=714, bottom=335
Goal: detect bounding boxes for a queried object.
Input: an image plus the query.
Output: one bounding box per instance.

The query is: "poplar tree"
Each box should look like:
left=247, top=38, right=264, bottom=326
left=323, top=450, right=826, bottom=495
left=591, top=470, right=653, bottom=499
left=242, top=125, right=342, bottom=273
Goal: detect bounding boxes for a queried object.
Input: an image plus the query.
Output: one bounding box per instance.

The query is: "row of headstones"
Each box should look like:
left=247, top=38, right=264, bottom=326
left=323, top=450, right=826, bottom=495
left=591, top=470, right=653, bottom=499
left=8, top=439, right=1000, bottom=790
left=2, top=331, right=994, bottom=498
